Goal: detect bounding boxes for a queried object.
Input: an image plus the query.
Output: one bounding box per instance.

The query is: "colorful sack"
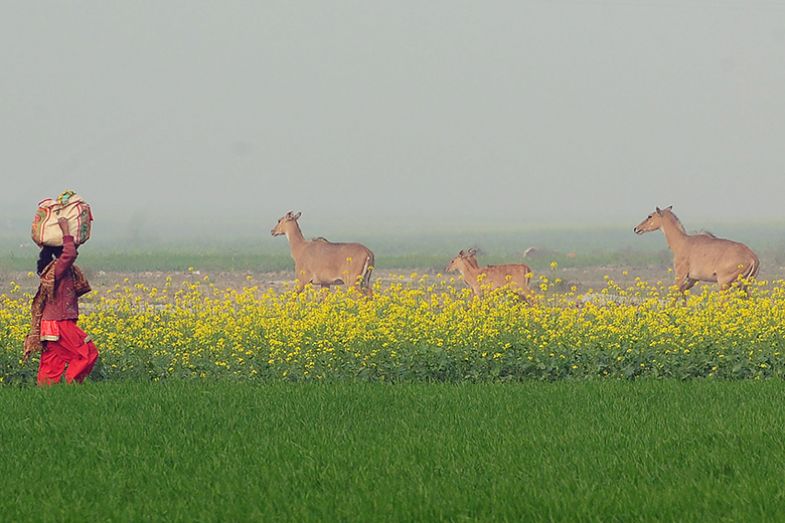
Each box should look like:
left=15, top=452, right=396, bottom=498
left=31, top=191, right=93, bottom=247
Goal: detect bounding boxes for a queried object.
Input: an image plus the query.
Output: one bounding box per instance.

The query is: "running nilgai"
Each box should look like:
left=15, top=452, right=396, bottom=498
left=634, top=206, right=759, bottom=292
left=271, top=211, right=374, bottom=294
left=446, top=249, right=533, bottom=301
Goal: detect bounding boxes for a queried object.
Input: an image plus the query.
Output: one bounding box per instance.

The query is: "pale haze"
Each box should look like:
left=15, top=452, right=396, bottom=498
left=2, top=0, right=784, bottom=239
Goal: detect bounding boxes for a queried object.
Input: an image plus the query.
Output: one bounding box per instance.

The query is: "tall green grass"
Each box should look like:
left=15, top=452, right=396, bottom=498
left=3, top=381, right=785, bottom=521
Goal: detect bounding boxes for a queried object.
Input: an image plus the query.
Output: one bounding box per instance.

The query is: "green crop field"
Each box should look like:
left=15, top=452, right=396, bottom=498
left=3, top=381, right=785, bottom=522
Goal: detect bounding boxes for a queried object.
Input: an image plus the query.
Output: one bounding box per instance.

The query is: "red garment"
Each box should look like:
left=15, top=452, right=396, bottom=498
left=40, top=320, right=61, bottom=341
left=41, top=235, right=79, bottom=321
left=37, top=320, right=98, bottom=385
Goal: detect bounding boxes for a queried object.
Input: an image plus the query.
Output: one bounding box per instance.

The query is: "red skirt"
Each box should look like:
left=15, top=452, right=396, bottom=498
left=38, top=320, right=98, bottom=385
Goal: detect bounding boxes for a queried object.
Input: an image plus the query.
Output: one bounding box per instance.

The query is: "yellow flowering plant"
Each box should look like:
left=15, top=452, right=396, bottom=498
left=1, top=274, right=783, bottom=383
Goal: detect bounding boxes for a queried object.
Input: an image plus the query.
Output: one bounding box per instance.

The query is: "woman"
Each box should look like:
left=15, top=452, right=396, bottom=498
left=23, top=218, right=98, bottom=385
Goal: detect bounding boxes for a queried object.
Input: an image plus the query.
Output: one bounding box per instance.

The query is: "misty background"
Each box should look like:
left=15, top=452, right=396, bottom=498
left=1, top=1, right=784, bottom=257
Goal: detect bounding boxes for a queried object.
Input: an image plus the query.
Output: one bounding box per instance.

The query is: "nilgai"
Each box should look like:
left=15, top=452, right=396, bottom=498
left=446, top=249, right=533, bottom=301
left=634, top=206, right=759, bottom=292
left=271, top=211, right=374, bottom=294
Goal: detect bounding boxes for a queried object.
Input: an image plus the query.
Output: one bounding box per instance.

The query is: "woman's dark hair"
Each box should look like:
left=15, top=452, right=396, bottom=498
left=37, top=245, right=63, bottom=275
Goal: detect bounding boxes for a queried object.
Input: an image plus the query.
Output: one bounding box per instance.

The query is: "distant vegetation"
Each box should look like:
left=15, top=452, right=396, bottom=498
left=0, top=225, right=781, bottom=272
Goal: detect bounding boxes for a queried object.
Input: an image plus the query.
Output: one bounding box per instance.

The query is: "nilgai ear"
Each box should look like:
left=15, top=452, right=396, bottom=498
left=293, top=211, right=302, bottom=220
left=459, top=250, right=465, bottom=256
left=666, top=205, right=673, bottom=211
left=468, top=248, right=477, bottom=256
left=656, top=207, right=662, bottom=215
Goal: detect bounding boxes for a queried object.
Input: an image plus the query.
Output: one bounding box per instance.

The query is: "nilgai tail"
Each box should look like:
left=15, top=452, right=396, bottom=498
left=743, top=254, right=760, bottom=280
left=360, top=252, right=374, bottom=290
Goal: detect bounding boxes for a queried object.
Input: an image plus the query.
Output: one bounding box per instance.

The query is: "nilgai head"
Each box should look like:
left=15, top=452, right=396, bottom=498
left=446, top=248, right=478, bottom=272
left=271, top=211, right=302, bottom=236
left=634, top=206, right=672, bottom=235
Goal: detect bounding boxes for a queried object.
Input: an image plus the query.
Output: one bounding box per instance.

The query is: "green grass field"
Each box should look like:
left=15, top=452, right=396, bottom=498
left=3, top=381, right=785, bottom=522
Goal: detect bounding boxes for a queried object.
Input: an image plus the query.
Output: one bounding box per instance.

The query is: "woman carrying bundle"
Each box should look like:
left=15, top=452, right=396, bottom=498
left=23, top=218, right=98, bottom=385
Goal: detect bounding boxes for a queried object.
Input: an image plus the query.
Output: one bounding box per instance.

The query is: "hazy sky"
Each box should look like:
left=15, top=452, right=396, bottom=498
left=2, top=0, right=784, bottom=235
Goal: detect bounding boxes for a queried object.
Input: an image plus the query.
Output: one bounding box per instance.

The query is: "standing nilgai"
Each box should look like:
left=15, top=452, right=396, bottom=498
left=272, top=211, right=375, bottom=294
left=446, top=248, right=533, bottom=302
left=634, top=206, right=759, bottom=292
